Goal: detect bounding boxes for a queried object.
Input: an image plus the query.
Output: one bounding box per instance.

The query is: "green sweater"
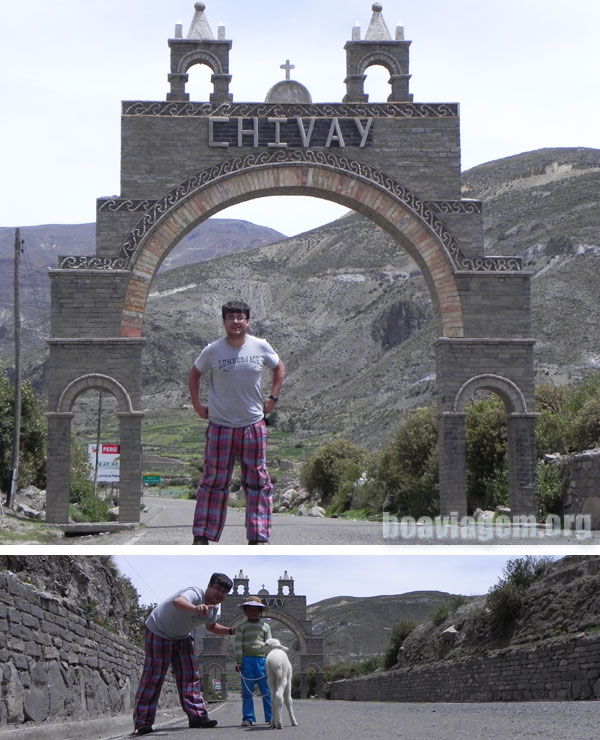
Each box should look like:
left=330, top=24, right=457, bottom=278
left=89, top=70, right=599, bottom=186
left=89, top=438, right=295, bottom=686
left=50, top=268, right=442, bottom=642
left=235, top=619, right=272, bottom=663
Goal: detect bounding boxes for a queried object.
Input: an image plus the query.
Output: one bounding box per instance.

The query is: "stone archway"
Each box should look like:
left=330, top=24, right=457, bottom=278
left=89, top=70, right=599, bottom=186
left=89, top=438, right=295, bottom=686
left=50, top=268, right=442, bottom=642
left=448, top=373, right=539, bottom=517
left=46, top=2, right=537, bottom=524
left=45, top=372, right=144, bottom=523
left=117, top=151, right=470, bottom=340
left=202, top=575, right=324, bottom=700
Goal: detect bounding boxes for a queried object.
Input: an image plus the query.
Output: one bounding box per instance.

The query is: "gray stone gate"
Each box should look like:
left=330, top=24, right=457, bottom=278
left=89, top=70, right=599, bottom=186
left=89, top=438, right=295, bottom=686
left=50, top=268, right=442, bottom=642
left=201, top=570, right=324, bottom=699
left=46, top=3, right=538, bottom=524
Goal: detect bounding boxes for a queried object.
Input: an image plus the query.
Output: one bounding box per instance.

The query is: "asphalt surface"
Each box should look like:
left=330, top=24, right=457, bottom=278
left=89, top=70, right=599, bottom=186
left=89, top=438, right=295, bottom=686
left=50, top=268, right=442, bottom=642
left=59, top=495, right=600, bottom=547
left=4, top=696, right=598, bottom=740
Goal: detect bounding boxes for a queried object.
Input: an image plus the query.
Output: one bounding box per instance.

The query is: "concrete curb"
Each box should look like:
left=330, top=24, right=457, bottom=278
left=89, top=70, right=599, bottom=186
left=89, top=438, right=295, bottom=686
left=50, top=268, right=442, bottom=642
left=0, top=703, right=227, bottom=740
left=0, top=711, right=181, bottom=740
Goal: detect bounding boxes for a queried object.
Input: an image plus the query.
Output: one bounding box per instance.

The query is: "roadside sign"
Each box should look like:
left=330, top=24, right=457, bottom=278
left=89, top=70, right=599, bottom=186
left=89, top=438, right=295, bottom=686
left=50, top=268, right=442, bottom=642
left=143, top=475, right=161, bottom=486
left=88, top=443, right=120, bottom=482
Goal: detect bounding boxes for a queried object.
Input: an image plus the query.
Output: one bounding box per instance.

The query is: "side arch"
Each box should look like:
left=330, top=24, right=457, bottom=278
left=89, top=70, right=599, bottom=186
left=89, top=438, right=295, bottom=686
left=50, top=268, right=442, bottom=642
left=453, top=373, right=529, bottom=415
left=117, top=151, right=468, bottom=339
left=56, top=373, right=135, bottom=414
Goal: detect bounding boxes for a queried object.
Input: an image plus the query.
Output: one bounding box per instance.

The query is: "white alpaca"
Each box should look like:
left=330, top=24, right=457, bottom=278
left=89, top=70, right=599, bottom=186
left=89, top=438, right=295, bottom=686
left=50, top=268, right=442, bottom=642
left=265, top=638, right=298, bottom=729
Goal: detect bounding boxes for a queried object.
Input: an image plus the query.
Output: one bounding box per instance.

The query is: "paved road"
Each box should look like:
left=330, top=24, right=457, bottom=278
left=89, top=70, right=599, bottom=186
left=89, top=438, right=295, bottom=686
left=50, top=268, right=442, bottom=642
left=97, top=696, right=598, bottom=740
left=63, top=495, right=600, bottom=547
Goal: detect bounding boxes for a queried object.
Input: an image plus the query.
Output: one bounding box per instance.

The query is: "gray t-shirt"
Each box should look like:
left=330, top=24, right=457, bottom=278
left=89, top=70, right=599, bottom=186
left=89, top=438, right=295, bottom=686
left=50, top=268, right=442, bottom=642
left=146, top=587, right=218, bottom=640
left=194, top=334, right=280, bottom=428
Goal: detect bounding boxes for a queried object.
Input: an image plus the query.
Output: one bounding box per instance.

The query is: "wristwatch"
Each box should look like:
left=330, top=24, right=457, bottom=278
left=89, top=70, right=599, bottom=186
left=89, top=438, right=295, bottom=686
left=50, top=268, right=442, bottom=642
left=268, top=395, right=279, bottom=402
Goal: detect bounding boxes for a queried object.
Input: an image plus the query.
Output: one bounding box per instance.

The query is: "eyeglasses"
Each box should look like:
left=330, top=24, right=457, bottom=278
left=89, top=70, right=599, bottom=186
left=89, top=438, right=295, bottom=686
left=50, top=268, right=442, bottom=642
left=224, top=314, right=248, bottom=322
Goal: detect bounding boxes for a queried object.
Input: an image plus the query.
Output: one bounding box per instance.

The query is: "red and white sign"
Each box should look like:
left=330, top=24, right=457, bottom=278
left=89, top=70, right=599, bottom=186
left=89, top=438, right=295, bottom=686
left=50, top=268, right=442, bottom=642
left=88, top=443, right=120, bottom=482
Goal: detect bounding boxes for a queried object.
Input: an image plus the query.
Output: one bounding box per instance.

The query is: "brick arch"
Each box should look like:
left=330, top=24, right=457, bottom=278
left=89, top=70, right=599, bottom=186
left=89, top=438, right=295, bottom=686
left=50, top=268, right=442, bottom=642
left=453, top=373, right=529, bottom=415
left=118, top=153, right=466, bottom=339
left=56, top=373, right=135, bottom=414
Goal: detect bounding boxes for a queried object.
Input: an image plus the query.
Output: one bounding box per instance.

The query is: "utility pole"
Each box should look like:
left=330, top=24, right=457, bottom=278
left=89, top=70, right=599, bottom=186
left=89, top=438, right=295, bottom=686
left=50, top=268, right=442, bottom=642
left=7, top=228, right=24, bottom=510
left=93, top=391, right=103, bottom=494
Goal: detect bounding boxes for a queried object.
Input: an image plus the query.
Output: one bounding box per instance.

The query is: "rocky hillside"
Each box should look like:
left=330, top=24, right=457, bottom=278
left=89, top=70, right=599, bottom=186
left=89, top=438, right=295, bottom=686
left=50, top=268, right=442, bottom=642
left=0, top=555, right=144, bottom=640
left=1, top=147, right=599, bottom=451
left=394, top=555, right=600, bottom=668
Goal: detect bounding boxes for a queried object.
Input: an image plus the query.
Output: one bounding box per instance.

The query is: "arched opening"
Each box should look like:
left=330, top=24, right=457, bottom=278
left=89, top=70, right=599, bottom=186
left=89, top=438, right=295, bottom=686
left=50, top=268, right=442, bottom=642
left=450, top=374, right=539, bottom=518
left=363, top=63, right=392, bottom=102
left=119, top=157, right=465, bottom=341
left=46, top=373, right=144, bottom=524
left=186, top=63, right=214, bottom=102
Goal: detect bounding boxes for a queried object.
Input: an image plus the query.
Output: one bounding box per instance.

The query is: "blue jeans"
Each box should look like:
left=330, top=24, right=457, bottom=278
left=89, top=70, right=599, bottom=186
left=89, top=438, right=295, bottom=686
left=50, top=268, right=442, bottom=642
left=241, top=656, right=271, bottom=723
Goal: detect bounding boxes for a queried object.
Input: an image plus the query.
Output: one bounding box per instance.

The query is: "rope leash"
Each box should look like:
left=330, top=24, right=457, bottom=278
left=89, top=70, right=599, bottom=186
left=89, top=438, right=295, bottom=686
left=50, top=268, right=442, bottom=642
left=240, top=671, right=270, bottom=698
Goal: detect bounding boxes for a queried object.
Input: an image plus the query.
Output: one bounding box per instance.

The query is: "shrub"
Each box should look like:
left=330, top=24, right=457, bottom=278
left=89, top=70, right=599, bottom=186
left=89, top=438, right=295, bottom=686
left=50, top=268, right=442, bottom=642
left=0, top=368, right=47, bottom=492
left=300, top=439, right=370, bottom=508
left=371, top=406, right=439, bottom=518
left=382, top=619, right=417, bottom=669
left=486, top=556, right=554, bottom=635
left=465, top=395, right=508, bottom=512
left=536, top=459, right=564, bottom=519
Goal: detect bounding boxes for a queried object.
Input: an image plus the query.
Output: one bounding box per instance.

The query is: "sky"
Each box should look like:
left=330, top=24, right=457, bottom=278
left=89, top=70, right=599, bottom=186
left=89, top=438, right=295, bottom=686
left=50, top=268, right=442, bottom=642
left=113, top=553, right=545, bottom=607
left=1, top=0, right=598, bottom=237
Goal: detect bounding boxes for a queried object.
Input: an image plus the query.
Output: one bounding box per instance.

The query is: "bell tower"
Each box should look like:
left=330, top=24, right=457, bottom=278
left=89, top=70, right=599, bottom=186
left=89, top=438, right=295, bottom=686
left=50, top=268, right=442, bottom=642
left=344, top=3, right=412, bottom=102
left=167, top=2, right=233, bottom=102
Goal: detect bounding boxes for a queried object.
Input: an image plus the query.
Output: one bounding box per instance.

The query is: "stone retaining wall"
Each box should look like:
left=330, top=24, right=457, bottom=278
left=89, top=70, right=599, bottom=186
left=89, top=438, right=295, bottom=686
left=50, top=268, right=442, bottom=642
left=330, top=632, right=600, bottom=703
left=0, top=570, right=179, bottom=726
left=562, top=450, right=600, bottom=530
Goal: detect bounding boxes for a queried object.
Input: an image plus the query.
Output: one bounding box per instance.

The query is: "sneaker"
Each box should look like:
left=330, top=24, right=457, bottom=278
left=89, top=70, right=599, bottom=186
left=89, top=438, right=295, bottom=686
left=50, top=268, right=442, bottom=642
left=189, top=717, right=218, bottom=728
left=247, top=540, right=268, bottom=545
left=193, top=536, right=209, bottom=545
left=136, top=727, right=153, bottom=736
left=242, top=720, right=253, bottom=727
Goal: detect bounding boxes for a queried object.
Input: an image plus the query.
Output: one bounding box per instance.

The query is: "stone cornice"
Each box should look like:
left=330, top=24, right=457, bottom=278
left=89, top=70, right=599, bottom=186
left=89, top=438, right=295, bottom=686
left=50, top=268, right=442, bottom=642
left=122, top=100, right=459, bottom=118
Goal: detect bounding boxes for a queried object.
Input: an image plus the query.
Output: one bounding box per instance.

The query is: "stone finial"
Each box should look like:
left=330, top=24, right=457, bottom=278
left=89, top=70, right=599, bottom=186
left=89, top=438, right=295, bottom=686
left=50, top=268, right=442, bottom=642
left=395, top=21, right=405, bottom=41
left=187, top=2, right=214, bottom=40
left=365, top=2, right=392, bottom=41
left=352, top=22, right=361, bottom=41
left=174, top=20, right=183, bottom=39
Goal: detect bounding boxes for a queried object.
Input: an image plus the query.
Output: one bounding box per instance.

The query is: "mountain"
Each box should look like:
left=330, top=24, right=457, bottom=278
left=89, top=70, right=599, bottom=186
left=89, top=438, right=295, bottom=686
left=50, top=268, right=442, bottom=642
left=0, top=219, right=283, bottom=375
left=304, top=591, right=460, bottom=665
left=1, top=147, right=599, bottom=451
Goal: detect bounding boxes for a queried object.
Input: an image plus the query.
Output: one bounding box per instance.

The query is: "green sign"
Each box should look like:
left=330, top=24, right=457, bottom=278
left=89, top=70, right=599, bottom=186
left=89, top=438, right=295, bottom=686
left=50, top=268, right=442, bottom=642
left=143, top=475, right=161, bottom=486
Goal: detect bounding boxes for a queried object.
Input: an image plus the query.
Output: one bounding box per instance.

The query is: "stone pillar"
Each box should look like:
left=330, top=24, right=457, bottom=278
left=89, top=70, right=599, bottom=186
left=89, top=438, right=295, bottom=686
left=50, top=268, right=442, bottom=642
left=438, top=412, right=467, bottom=517
left=210, top=74, right=233, bottom=103
left=116, top=412, right=144, bottom=522
left=343, top=74, right=368, bottom=102
left=299, top=672, right=307, bottom=699
left=507, top=414, right=539, bottom=518
left=388, top=74, right=411, bottom=101
left=45, top=413, right=73, bottom=523
left=167, top=72, right=189, bottom=101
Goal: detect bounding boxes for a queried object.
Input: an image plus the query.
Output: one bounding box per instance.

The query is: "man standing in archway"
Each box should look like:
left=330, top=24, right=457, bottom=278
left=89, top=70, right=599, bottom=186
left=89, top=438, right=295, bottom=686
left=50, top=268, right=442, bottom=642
left=188, top=300, right=285, bottom=544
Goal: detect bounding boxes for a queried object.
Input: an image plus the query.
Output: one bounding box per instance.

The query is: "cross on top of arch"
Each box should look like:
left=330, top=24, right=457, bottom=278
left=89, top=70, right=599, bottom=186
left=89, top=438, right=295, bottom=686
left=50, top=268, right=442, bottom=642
left=280, top=59, right=295, bottom=79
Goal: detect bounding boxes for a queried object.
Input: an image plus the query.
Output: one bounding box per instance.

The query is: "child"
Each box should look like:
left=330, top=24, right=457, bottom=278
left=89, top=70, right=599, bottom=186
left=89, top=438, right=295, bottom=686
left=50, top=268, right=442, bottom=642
left=235, top=596, right=272, bottom=726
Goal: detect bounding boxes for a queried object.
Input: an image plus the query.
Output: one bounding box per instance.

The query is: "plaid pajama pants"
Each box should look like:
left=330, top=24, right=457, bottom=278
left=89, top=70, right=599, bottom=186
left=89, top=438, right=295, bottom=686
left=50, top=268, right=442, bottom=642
left=133, top=629, right=207, bottom=730
left=193, top=420, right=273, bottom=542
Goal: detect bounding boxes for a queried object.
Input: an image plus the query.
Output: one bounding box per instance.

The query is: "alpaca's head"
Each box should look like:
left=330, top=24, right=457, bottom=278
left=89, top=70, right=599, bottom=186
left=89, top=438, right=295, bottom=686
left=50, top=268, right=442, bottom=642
left=265, top=637, right=289, bottom=652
